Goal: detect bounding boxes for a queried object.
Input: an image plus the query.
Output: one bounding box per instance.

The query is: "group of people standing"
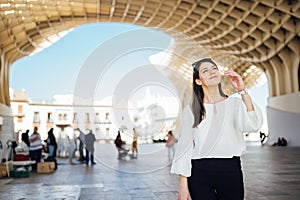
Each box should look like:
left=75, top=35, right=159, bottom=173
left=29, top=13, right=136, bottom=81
left=114, top=128, right=176, bottom=160
left=19, top=127, right=97, bottom=171
left=60, top=128, right=96, bottom=166
left=74, top=128, right=96, bottom=165
left=19, top=127, right=57, bottom=171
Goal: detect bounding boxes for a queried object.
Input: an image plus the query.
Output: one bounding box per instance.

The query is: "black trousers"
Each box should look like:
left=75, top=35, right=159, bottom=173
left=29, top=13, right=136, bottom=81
left=29, top=149, right=42, bottom=170
left=188, top=157, right=244, bottom=200
left=85, top=149, right=94, bottom=164
left=79, top=141, right=84, bottom=162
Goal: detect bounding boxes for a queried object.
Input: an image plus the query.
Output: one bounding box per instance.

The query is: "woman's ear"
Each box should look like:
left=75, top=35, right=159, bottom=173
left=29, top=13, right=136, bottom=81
left=195, top=79, right=202, bottom=86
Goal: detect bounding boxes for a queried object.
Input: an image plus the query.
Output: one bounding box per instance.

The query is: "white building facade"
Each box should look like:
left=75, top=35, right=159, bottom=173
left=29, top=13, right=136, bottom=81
left=10, top=90, right=116, bottom=142
left=10, top=89, right=179, bottom=146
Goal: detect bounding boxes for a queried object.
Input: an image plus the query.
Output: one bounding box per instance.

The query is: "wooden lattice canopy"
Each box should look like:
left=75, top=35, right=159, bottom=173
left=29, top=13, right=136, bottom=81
left=1, top=0, right=299, bottom=106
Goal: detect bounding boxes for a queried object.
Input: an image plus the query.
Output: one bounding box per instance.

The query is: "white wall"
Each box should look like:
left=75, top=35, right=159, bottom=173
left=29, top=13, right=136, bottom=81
left=0, top=103, right=14, bottom=162
left=267, top=92, right=300, bottom=146
left=268, top=92, right=300, bottom=113
left=267, top=107, right=300, bottom=146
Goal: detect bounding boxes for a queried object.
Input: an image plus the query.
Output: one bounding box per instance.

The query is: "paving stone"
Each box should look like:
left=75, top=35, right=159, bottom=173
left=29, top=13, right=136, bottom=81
left=0, top=143, right=299, bottom=200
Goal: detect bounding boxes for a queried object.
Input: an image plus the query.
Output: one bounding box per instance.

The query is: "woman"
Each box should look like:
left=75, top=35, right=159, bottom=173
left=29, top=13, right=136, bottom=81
left=44, top=128, right=57, bottom=157
left=171, top=58, right=263, bottom=199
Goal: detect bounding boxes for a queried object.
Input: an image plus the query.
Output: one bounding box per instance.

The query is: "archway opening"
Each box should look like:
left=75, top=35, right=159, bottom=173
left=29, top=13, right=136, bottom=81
left=9, top=22, right=181, bottom=143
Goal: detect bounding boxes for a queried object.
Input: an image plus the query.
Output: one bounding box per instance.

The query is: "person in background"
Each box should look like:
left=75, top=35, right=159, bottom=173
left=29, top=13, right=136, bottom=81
left=115, top=130, right=126, bottom=150
left=171, top=58, right=263, bottom=200
left=85, top=130, right=96, bottom=165
left=16, top=131, right=30, bottom=153
left=272, top=137, right=288, bottom=146
left=281, top=137, right=287, bottom=146
left=29, top=127, right=43, bottom=171
left=76, top=128, right=85, bottom=163
left=44, top=128, right=57, bottom=157
left=260, top=131, right=267, bottom=144
left=68, top=129, right=77, bottom=163
left=115, top=130, right=129, bottom=159
left=166, top=130, right=175, bottom=158
left=132, top=128, right=138, bottom=158
left=22, top=130, right=30, bottom=147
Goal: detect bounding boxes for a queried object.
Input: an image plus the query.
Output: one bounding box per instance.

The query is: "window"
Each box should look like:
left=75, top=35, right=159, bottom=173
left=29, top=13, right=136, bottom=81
left=95, top=112, right=100, bottom=123
left=85, top=113, right=90, bottom=123
left=33, top=112, right=40, bottom=123
left=47, top=112, right=53, bottom=123
left=17, top=116, right=22, bottom=122
left=105, top=112, right=110, bottom=121
left=63, top=114, right=67, bottom=121
left=18, top=105, right=23, bottom=114
left=106, top=127, right=110, bottom=136
left=58, top=114, right=62, bottom=121
left=73, top=113, right=78, bottom=123
left=17, top=105, right=23, bottom=122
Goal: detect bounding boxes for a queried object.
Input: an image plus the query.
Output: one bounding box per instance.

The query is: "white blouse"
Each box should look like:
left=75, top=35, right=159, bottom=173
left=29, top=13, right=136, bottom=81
left=171, top=96, right=263, bottom=177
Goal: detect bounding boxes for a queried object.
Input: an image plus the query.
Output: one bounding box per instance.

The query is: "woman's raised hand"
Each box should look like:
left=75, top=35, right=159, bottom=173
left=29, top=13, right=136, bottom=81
left=224, top=70, right=245, bottom=91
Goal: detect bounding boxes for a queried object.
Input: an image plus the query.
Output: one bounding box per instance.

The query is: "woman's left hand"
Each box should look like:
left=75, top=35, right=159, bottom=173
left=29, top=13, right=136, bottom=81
left=224, top=70, right=245, bottom=91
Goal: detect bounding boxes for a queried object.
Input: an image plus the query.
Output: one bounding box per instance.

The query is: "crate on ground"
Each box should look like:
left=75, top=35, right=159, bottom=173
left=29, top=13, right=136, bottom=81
left=0, top=164, right=7, bottom=177
left=44, top=156, right=57, bottom=170
left=11, top=167, right=30, bottom=178
left=37, top=162, right=55, bottom=173
left=0, top=161, right=13, bottom=177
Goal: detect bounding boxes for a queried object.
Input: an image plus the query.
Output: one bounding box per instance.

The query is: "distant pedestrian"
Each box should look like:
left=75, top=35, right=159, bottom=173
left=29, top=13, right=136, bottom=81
left=85, top=130, right=96, bottom=165
left=281, top=137, right=287, bottom=146
left=68, top=129, right=77, bottom=163
left=21, top=130, right=30, bottom=147
left=272, top=137, right=288, bottom=146
left=132, top=128, right=138, bottom=158
left=115, top=131, right=126, bottom=150
left=260, top=131, right=267, bottom=144
left=166, top=130, right=175, bottom=158
left=19, top=130, right=30, bottom=153
left=44, top=128, right=57, bottom=157
left=77, top=128, right=85, bottom=163
left=115, top=130, right=129, bottom=159
left=29, top=127, right=43, bottom=171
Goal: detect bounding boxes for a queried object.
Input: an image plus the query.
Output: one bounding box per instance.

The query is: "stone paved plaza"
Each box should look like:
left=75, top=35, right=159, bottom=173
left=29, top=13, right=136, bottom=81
left=0, top=142, right=300, bottom=200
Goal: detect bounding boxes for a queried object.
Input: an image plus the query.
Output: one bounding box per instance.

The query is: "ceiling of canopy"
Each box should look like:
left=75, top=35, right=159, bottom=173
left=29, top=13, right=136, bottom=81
left=1, top=0, right=299, bottom=97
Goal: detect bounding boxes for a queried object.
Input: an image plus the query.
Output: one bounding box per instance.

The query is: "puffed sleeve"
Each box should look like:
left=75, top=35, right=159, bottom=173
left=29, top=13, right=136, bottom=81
left=171, top=105, right=194, bottom=177
left=236, top=99, right=263, bottom=133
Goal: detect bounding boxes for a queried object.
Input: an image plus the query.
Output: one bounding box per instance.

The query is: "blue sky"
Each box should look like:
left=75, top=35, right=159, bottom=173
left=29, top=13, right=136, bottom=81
left=9, top=22, right=269, bottom=113
left=10, top=23, right=170, bottom=102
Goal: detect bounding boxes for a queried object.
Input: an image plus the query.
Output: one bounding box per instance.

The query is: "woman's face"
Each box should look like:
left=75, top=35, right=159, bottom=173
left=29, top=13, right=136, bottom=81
left=196, top=61, right=221, bottom=87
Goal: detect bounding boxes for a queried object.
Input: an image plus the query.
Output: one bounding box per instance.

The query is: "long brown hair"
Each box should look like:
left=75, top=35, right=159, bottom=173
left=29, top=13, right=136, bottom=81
left=192, top=58, right=227, bottom=128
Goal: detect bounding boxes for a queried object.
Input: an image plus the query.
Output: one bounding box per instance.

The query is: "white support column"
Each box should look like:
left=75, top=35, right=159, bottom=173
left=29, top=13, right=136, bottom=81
left=0, top=55, right=15, bottom=162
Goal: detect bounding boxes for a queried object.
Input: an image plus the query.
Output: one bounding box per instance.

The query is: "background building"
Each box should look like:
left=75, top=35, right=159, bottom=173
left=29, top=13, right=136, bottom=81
left=9, top=89, right=177, bottom=144
left=10, top=89, right=114, bottom=142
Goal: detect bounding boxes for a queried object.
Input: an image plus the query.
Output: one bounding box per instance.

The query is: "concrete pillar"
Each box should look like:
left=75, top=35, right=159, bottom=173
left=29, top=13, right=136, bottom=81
left=0, top=54, right=11, bottom=107
left=0, top=55, right=15, bottom=162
